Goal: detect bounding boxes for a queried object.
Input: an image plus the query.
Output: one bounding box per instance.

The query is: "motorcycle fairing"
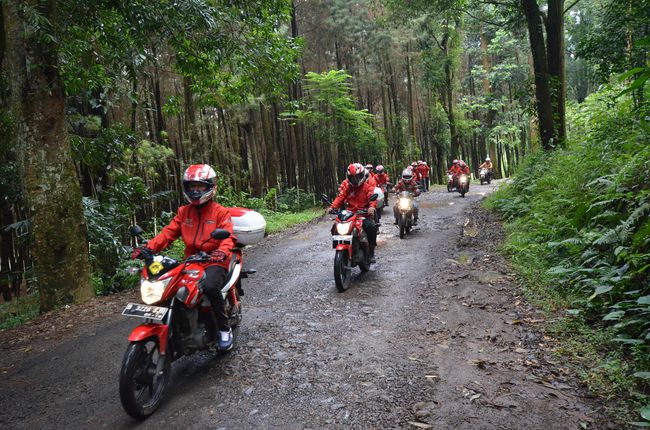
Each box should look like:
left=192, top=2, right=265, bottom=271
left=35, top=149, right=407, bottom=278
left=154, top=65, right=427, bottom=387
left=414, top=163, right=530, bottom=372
left=128, top=323, right=170, bottom=355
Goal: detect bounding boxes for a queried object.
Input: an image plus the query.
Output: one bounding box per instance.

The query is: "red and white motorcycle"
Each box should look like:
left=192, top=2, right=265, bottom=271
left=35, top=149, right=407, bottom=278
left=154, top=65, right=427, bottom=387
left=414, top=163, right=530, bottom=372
left=321, top=193, right=378, bottom=292
left=119, top=223, right=256, bottom=419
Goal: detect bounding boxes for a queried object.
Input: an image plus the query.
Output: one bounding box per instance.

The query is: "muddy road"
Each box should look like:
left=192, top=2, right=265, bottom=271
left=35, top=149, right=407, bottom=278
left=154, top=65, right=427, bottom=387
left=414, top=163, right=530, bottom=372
left=0, top=181, right=604, bottom=429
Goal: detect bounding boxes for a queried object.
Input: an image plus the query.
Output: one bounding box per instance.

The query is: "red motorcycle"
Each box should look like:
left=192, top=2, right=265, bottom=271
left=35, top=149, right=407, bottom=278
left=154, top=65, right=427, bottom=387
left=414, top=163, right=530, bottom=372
left=448, top=173, right=470, bottom=197
left=119, top=226, right=253, bottom=419
left=321, top=193, right=377, bottom=292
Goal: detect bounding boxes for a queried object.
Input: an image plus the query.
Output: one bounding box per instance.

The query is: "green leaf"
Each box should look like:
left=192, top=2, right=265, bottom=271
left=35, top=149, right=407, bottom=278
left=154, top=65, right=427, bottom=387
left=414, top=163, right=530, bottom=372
left=589, top=285, right=614, bottom=300
left=633, top=372, right=650, bottom=380
left=603, top=310, right=625, bottom=321
left=638, top=296, right=650, bottom=305
left=631, top=422, right=650, bottom=428
left=641, top=406, right=650, bottom=421
left=567, top=309, right=581, bottom=316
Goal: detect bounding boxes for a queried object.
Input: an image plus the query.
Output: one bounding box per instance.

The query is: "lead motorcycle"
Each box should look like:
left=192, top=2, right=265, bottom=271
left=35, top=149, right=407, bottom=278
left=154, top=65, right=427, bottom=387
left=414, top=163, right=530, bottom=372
left=395, top=191, right=415, bottom=239
left=119, top=226, right=254, bottom=419
left=479, top=168, right=492, bottom=185
left=321, top=193, right=378, bottom=292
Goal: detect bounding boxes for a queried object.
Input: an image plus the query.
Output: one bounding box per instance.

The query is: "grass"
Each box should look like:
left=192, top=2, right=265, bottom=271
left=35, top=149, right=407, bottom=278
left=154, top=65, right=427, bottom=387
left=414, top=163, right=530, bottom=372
left=262, top=207, right=323, bottom=234
left=0, top=293, right=40, bottom=330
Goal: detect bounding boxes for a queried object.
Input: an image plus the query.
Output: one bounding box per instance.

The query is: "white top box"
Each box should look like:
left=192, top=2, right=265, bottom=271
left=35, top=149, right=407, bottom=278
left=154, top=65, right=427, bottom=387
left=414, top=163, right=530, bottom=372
left=228, top=207, right=266, bottom=245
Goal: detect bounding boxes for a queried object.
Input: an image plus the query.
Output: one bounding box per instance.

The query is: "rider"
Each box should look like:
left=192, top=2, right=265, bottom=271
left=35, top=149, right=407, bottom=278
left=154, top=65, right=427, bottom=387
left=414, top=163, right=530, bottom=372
left=419, top=161, right=430, bottom=192
left=330, top=163, right=379, bottom=263
left=458, top=159, right=471, bottom=175
left=479, top=157, right=493, bottom=179
left=374, top=165, right=390, bottom=189
left=393, top=168, right=421, bottom=225
left=131, top=164, right=236, bottom=351
left=364, top=163, right=377, bottom=187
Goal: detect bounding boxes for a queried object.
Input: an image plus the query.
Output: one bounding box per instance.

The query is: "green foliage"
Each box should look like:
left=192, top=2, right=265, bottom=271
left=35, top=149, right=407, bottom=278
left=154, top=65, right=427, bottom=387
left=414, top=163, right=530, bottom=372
left=485, top=84, right=650, bottom=424
left=262, top=208, right=323, bottom=235
left=0, top=293, right=40, bottom=330
left=282, top=70, right=384, bottom=161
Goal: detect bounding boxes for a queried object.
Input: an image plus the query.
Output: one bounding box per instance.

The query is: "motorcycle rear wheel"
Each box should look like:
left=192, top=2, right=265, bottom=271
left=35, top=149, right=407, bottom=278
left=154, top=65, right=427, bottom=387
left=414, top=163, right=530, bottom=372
left=334, top=250, right=352, bottom=292
left=119, top=338, right=171, bottom=419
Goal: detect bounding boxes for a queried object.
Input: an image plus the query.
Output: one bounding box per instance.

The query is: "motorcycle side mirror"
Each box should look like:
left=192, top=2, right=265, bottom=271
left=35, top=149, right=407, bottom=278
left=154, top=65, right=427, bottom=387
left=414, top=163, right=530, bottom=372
left=369, top=193, right=378, bottom=201
left=129, top=225, right=144, bottom=236
left=210, top=229, right=231, bottom=240
left=320, top=193, right=332, bottom=205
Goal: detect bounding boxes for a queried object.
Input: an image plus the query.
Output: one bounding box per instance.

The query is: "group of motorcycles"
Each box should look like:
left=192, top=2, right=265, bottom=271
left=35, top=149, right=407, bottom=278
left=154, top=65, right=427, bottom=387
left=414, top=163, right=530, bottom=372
left=119, top=169, right=492, bottom=420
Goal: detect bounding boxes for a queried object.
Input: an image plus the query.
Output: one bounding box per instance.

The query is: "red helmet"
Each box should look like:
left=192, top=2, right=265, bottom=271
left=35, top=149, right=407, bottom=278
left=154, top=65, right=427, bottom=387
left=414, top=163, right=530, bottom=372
left=182, top=164, right=217, bottom=205
left=346, top=163, right=367, bottom=187
left=364, top=163, right=373, bottom=172
left=375, top=165, right=385, bottom=175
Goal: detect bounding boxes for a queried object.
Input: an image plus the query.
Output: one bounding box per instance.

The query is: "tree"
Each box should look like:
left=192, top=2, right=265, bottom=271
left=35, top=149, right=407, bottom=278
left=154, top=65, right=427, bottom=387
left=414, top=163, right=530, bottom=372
left=2, top=0, right=93, bottom=310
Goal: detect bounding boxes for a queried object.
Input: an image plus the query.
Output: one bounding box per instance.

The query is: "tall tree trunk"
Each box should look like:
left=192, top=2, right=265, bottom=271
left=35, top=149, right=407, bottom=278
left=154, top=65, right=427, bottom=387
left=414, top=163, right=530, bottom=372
left=3, top=0, right=92, bottom=311
left=521, top=0, right=555, bottom=150
left=546, top=0, right=566, bottom=145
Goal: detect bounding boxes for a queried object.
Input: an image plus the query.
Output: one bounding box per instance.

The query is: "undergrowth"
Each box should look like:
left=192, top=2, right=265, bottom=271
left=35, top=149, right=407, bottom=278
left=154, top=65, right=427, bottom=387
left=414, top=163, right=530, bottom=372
left=485, top=85, right=650, bottom=426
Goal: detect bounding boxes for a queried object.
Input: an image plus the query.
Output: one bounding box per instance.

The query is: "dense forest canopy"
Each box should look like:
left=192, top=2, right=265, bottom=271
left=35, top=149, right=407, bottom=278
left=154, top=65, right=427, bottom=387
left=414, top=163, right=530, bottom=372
left=0, top=0, right=648, bottom=326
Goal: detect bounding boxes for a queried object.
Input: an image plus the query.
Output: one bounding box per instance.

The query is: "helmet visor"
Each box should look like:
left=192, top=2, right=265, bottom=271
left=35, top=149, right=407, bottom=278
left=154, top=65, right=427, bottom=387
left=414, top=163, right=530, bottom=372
left=348, top=171, right=365, bottom=186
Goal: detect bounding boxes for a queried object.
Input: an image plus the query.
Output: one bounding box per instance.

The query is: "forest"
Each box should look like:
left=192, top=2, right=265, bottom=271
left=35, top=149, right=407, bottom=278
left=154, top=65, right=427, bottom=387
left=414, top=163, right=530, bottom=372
left=0, top=0, right=649, bottom=425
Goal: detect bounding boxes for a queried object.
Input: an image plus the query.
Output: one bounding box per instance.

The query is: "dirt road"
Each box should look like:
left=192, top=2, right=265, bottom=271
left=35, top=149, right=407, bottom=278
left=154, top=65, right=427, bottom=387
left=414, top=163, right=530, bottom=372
left=0, top=181, right=606, bottom=429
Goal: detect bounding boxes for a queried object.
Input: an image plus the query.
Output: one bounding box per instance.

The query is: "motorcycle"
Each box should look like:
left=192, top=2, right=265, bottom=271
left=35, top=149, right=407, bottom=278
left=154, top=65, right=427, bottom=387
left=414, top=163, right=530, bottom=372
left=321, top=193, right=378, bottom=292
left=119, top=226, right=254, bottom=419
left=454, top=173, right=470, bottom=197
left=395, top=191, right=415, bottom=239
left=479, top=168, right=491, bottom=185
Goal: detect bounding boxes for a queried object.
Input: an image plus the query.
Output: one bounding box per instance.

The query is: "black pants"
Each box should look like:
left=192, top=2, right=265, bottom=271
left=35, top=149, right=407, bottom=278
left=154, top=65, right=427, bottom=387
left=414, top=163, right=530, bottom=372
left=203, top=265, right=229, bottom=331
left=362, top=218, right=377, bottom=250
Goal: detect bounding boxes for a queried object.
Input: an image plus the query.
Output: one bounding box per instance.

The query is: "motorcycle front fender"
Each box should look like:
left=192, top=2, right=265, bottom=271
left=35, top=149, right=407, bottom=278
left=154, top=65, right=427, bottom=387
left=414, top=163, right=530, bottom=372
left=128, top=323, right=170, bottom=355
left=335, top=243, right=352, bottom=258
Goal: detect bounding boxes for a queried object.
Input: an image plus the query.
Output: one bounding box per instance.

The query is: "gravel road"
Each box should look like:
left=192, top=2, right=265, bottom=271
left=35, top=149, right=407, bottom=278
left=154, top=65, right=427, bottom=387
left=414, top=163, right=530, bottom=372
left=0, top=181, right=608, bottom=429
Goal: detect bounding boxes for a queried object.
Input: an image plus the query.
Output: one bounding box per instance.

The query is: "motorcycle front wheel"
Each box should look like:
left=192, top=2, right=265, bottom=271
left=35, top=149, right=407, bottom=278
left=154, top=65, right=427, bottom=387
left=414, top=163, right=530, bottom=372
left=399, top=216, right=406, bottom=239
left=334, top=250, right=352, bottom=292
left=119, top=338, right=171, bottom=419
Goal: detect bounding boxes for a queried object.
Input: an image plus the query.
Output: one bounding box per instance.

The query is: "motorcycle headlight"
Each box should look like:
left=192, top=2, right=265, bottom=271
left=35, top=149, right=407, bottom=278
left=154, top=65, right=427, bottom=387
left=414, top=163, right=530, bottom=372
left=141, top=277, right=172, bottom=305
left=336, top=222, right=352, bottom=235
left=459, top=175, right=468, bottom=183
left=399, top=198, right=412, bottom=209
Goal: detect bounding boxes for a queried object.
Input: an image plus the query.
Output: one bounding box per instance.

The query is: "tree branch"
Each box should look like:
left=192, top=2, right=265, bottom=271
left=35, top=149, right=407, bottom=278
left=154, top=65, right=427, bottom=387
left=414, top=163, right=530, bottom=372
left=564, top=0, right=582, bottom=15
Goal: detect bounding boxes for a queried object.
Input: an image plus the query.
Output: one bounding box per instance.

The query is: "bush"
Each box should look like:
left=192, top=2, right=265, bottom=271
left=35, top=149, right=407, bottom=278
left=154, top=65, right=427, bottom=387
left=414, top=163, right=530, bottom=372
left=485, top=84, right=649, bottom=423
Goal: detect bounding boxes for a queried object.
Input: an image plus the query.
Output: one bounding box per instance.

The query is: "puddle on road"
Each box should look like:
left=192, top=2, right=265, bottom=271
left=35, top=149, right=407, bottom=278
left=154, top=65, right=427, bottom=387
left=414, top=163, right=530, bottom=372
left=419, top=201, right=445, bottom=209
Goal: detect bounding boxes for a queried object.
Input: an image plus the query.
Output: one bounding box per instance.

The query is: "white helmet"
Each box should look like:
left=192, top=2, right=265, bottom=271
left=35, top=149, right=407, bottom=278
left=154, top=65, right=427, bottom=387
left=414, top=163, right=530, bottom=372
left=485, top=156, right=491, bottom=161
left=401, top=169, right=413, bottom=181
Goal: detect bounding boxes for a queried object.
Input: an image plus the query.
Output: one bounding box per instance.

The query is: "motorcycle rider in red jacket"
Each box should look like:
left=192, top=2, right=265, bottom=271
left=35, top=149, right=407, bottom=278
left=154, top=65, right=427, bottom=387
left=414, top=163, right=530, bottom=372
left=330, top=163, right=379, bottom=262
left=131, top=164, right=236, bottom=351
left=374, top=165, right=390, bottom=188
left=393, top=168, right=421, bottom=225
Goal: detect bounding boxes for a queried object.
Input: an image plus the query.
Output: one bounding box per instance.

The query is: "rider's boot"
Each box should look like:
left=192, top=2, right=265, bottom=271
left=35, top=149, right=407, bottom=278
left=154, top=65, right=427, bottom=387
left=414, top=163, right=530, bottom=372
left=218, top=327, right=233, bottom=351
left=369, top=246, right=376, bottom=264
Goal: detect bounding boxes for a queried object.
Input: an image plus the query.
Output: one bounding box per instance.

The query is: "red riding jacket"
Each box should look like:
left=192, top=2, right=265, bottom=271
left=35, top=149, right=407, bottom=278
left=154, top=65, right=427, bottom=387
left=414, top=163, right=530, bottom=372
left=332, top=179, right=378, bottom=212
left=375, top=172, right=390, bottom=186
left=394, top=178, right=421, bottom=196
left=146, top=201, right=236, bottom=269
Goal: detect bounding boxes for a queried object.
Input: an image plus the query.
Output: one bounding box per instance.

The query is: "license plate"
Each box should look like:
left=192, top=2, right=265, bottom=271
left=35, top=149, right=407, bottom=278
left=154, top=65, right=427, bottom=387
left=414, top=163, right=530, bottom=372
left=332, top=235, right=352, bottom=241
left=122, top=303, right=168, bottom=321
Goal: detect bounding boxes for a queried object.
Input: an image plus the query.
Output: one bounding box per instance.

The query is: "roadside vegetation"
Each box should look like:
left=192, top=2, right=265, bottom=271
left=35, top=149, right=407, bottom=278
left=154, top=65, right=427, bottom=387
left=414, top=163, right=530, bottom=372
left=485, top=85, right=650, bottom=426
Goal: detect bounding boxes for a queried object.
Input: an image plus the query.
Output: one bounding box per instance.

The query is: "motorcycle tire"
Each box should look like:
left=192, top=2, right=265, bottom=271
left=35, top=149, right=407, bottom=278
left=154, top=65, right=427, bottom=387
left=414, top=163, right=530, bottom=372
left=460, top=189, right=466, bottom=197
left=119, top=338, right=171, bottom=419
left=334, top=250, right=352, bottom=292
left=447, top=184, right=452, bottom=192
left=406, top=221, right=412, bottom=234
left=488, top=178, right=491, bottom=184
left=480, top=179, right=484, bottom=185
left=399, top=217, right=406, bottom=239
